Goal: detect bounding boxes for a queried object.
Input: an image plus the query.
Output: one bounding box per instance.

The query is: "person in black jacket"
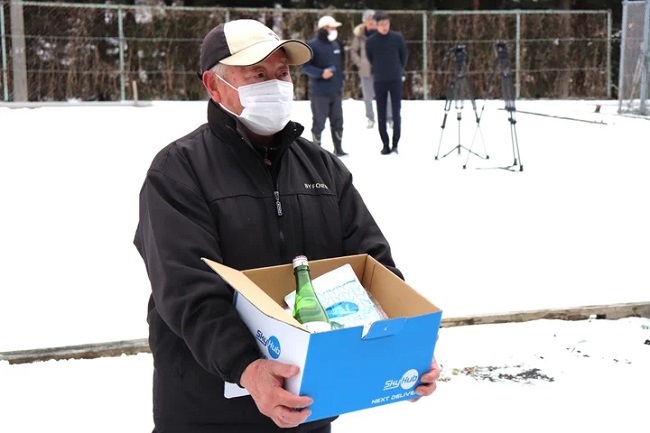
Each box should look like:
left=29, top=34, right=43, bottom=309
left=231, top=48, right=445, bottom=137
left=301, top=15, right=347, bottom=156
left=134, top=18, right=440, bottom=433
left=366, top=11, right=408, bottom=155
left=350, top=9, right=393, bottom=129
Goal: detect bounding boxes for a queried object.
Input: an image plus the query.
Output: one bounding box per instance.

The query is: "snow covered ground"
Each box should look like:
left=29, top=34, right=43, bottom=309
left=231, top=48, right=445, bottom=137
left=1, top=317, right=648, bottom=432
left=0, top=99, right=648, bottom=432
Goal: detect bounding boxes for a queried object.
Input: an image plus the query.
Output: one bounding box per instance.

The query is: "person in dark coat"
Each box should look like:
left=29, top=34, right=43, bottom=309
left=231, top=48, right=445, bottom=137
left=133, top=18, right=441, bottom=433
left=350, top=9, right=392, bottom=129
left=301, top=15, right=347, bottom=156
left=366, top=11, right=408, bottom=155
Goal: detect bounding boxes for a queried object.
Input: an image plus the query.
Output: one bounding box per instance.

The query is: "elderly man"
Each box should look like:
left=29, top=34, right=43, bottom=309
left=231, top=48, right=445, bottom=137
left=134, top=19, right=440, bottom=433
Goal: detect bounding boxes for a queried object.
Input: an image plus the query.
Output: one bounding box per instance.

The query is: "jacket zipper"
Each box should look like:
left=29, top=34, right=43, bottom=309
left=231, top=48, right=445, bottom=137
left=274, top=191, right=283, bottom=217
left=274, top=190, right=285, bottom=254
left=238, top=131, right=287, bottom=258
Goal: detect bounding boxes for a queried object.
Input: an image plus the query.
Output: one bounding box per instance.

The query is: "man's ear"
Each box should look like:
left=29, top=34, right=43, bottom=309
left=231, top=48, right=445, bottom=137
left=202, top=72, right=222, bottom=103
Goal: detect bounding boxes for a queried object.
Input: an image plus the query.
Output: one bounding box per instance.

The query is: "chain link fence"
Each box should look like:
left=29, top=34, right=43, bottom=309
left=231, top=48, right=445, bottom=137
left=0, top=2, right=612, bottom=102
left=618, top=0, right=650, bottom=115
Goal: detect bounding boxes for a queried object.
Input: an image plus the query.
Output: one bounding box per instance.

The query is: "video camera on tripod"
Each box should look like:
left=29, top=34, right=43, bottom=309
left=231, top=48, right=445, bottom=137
left=435, top=40, right=523, bottom=171
left=435, top=43, right=489, bottom=162
left=446, top=44, right=467, bottom=56
left=494, top=40, right=509, bottom=56
left=443, top=45, right=469, bottom=75
left=488, top=40, right=515, bottom=112
left=479, top=39, right=523, bottom=171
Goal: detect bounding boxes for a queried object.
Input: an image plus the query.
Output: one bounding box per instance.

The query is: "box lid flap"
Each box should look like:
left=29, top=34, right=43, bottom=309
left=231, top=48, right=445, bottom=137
left=202, top=258, right=302, bottom=327
left=361, top=317, right=406, bottom=340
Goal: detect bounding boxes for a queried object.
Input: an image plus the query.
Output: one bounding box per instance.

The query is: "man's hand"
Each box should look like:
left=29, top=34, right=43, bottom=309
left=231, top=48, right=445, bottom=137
left=322, top=68, right=334, bottom=80
left=240, top=359, right=313, bottom=428
left=411, top=357, right=441, bottom=401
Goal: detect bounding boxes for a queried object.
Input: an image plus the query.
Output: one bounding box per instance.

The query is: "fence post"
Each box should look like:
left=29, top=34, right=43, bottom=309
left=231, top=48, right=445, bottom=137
left=515, top=10, right=521, bottom=99
left=618, top=1, right=628, bottom=113
left=1, top=1, right=9, bottom=101
left=118, top=5, right=126, bottom=101
left=640, top=0, right=650, bottom=114
left=606, top=10, right=612, bottom=99
left=422, top=11, right=428, bottom=100
left=9, top=0, right=27, bottom=101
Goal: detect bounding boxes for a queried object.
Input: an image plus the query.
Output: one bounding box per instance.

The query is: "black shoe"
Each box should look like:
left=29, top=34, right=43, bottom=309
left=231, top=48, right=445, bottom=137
left=335, top=150, right=348, bottom=157
left=380, top=146, right=391, bottom=155
left=391, top=146, right=398, bottom=154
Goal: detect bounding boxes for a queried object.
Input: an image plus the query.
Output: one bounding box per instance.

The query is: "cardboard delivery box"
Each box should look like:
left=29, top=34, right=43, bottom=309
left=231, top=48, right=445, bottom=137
left=202, top=254, right=443, bottom=422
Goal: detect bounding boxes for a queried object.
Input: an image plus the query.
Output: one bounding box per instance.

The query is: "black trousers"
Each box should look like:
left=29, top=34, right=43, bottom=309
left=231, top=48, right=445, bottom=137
left=152, top=420, right=332, bottom=433
left=310, top=93, right=344, bottom=137
left=374, top=79, right=402, bottom=147
left=286, top=422, right=332, bottom=433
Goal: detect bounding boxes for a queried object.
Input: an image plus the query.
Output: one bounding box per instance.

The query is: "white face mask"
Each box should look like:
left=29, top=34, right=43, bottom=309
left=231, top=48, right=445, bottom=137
left=327, top=30, right=338, bottom=42
left=216, top=75, right=294, bottom=136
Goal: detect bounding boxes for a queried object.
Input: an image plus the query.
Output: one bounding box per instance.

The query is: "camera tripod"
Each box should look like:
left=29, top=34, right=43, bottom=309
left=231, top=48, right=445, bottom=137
left=435, top=45, right=489, bottom=162
left=466, top=41, right=523, bottom=171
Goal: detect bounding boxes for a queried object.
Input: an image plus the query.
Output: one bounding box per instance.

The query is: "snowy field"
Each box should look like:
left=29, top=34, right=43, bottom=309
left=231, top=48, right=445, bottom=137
left=0, top=98, right=649, bottom=432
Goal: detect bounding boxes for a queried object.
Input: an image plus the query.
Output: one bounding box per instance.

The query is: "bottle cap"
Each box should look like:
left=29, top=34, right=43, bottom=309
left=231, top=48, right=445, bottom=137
left=292, top=255, right=308, bottom=268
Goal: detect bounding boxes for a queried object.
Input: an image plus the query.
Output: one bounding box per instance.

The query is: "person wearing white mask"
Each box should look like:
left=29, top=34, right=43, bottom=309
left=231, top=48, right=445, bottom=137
left=302, top=15, right=347, bottom=156
left=134, top=18, right=442, bottom=433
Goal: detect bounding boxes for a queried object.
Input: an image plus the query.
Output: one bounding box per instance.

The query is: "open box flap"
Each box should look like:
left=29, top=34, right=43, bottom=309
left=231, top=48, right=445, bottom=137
left=361, top=317, right=407, bottom=340
left=202, top=258, right=303, bottom=328
left=363, top=255, right=441, bottom=318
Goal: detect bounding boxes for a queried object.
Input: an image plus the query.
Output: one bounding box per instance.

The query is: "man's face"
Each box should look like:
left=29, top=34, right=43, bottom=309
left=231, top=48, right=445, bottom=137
left=376, top=19, right=390, bottom=35
left=211, top=49, right=291, bottom=115
left=365, top=18, right=377, bottom=31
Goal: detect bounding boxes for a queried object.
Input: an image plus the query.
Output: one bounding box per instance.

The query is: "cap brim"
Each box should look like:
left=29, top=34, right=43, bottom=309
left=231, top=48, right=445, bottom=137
left=220, top=39, right=312, bottom=67
left=318, top=22, right=343, bottom=29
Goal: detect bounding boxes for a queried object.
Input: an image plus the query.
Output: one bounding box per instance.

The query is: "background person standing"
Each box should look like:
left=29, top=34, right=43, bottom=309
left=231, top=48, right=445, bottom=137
left=302, top=15, right=347, bottom=156
left=350, top=9, right=392, bottom=129
left=366, top=11, right=408, bottom=155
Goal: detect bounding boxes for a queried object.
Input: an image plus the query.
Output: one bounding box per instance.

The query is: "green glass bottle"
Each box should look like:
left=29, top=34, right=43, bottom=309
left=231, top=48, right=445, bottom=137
left=292, top=255, right=332, bottom=333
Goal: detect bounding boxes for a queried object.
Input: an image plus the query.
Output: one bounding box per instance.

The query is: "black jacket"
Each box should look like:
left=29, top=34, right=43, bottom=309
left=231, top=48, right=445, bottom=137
left=365, top=30, right=408, bottom=82
left=134, top=101, right=402, bottom=433
left=301, top=29, right=345, bottom=96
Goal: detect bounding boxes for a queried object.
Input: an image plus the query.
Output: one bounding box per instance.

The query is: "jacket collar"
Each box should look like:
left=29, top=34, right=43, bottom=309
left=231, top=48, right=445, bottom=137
left=317, top=28, right=331, bottom=43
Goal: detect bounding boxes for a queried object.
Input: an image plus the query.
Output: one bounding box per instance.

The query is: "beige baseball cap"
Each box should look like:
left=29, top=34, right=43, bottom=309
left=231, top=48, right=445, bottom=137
left=200, top=19, right=312, bottom=74
left=317, top=16, right=342, bottom=29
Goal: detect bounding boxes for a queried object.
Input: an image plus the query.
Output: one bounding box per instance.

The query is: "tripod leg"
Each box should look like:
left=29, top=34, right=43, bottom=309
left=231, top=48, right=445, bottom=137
left=436, top=79, right=460, bottom=160
left=461, top=98, right=489, bottom=168
left=440, top=106, right=463, bottom=159
left=509, top=111, right=523, bottom=171
left=508, top=112, right=518, bottom=166
left=475, top=121, right=489, bottom=159
left=497, top=53, right=523, bottom=171
left=456, top=110, right=462, bottom=155
left=435, top=112, right=450, bottom=160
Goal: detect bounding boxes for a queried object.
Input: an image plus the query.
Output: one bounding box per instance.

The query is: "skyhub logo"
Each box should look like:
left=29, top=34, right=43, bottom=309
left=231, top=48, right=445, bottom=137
left=255, top=330, right=281, bottom=359
left=383, top=369, right=419, bottom=391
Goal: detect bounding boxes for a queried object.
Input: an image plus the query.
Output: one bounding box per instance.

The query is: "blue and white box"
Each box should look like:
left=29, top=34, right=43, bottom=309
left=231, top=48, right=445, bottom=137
left=202, top=254, right=443, bottom=422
